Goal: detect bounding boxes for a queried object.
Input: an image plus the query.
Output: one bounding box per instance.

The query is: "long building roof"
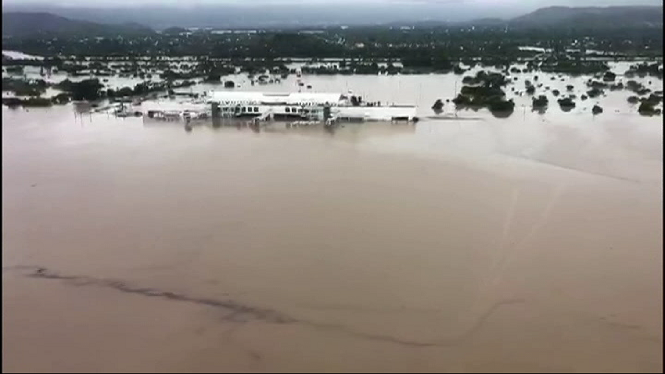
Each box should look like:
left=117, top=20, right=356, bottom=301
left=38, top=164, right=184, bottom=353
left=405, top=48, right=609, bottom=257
left=141, top=100, right=208, bottom=113
left=207, top=91, right=345, bottom=105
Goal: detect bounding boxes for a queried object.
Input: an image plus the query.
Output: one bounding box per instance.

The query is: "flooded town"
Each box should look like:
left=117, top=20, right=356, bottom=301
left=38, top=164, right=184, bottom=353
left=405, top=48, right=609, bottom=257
left=2, top=1, right=663, bottom=372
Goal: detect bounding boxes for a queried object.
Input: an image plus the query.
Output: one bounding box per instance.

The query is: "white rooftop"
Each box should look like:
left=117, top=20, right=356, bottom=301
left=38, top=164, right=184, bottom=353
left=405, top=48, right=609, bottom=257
left=207, top=91, right=345, bottom=105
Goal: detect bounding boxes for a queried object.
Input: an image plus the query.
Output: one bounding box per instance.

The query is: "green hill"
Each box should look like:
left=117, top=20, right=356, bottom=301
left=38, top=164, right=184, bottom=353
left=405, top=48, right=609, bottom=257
left=2, top=12, right=154, bottom=38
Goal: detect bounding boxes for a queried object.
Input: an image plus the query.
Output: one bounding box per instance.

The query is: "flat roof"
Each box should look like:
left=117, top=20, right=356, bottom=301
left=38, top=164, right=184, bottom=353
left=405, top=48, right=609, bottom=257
left=208, top=91, right=344, bottom=105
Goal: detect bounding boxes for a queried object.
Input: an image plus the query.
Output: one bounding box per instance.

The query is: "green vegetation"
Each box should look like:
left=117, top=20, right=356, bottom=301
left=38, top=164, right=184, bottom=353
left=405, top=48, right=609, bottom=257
left=626, top=80, right=645, bottom=92
left=300, top=61, right=400, bottom=75
left=2, top=77, right=48, bottom=96
left=539, top=59, right=610, bottom=75
left=5, top=65, right=24, bottom=74
left=453, top=65, right=466, bottom=75
left=53, top=79, right=104, bottom=101
left=3, top=20, right=662, bottom=62
left=487, top=99, right=516, bottom=117
left=51, top=92, right=71, bottom=104
left=638, top=102, right=661, bottom=116
left=2, top=97, right=53, bottom=107
left=592, top=105, right=603, bottom=115
left=1, top=16, right=661, bottom=112
left=461, top=71, right=510, bottom=87
left=558, top=97, right=576, bottom=111
left=627, top=95, right=640, bottom=104
left=602, top=71, right=616, bottom=81
left=609, top=82, right=624, bottom=90
left=51, top=77, right=196, bottom=104
left=586, top=88, right=603, bottom=98
left=532, top=95, right=549, bottom=110
left=640, top=93, right=663, bottom=106
left=432, top=99, right=444, bottom=112
left=401, top=50, right=454, bottom=72
left=625, top=62, right=663, bottom=79
left=453, top=70, right=515, bottom=116
left=587, top=80, right=608, bottom=89
left=624, top=80, right=654, bottom=96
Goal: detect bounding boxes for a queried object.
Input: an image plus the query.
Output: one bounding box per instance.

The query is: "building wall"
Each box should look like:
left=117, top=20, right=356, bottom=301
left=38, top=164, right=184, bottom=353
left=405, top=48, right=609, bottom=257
left=333, top=106, right=417, bottom=120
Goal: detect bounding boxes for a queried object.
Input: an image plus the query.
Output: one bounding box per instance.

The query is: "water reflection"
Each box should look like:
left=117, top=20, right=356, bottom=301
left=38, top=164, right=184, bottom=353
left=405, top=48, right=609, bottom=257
left=127, top=105, right=663, bottom=188
left=212, top=116, right=222, bottom=129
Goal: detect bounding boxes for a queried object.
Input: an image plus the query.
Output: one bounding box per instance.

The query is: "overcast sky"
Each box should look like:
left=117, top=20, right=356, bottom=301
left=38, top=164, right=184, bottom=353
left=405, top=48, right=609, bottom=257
left=4, top=0, right=660, bottom=28
left=3, top=0, right=663, bottom=7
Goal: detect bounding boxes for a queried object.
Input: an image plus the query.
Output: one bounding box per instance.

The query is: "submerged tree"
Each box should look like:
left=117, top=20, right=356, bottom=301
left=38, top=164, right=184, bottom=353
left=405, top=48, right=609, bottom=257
left=627, top=95, right=640, bottom=104
left=532, top=95, right=549, bottom=110
left=558, top=97, right=576, bottom=112
left=432, top=99, right=444, bottom=112
left=69, top=79, right=104, bottom=101
left=592, top=105, right=603, bottom=115
left=638, top=102, right=661, bottom=116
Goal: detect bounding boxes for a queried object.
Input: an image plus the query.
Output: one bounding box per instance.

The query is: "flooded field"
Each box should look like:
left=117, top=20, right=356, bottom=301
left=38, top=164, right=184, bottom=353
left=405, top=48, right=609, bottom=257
left=4, top=59, right=663, bottom=117
left=2, top=75, right=663, bottom=372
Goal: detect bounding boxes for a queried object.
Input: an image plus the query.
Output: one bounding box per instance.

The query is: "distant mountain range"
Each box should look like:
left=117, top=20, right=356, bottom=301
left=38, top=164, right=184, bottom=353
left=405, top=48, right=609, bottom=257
left=1, top=12, right=154, bottom=38
left=1, top=5, right=662, bottom=38
left=398, top=6, right=663, bottom=28
left=510, top=6, right=663, bottom=28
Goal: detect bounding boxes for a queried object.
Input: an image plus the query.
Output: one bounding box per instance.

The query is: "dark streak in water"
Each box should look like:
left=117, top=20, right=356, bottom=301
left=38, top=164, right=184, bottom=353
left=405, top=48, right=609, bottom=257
left=501, top=153, right=643, bottom=184
left=303, top=298, right=526, bottom=348
left=4, top=265, right=293, bottom=324
left=3, top=265, right=525, bottom=348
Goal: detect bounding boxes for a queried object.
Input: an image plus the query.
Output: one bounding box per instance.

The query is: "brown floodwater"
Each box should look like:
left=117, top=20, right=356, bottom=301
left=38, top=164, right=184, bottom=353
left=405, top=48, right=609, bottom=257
left=2, top=99, right=663, bottom=372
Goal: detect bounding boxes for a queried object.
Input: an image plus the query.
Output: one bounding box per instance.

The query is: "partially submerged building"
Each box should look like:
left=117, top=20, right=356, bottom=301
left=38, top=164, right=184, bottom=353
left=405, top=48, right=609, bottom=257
left=206, top=91, right=418, bottom=122
left=138, top=91, right=418, bottom=123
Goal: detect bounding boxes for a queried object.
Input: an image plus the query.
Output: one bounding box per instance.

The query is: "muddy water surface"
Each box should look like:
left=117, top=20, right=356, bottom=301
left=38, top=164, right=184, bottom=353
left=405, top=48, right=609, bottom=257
left=2, top=101, right=662, bottom=372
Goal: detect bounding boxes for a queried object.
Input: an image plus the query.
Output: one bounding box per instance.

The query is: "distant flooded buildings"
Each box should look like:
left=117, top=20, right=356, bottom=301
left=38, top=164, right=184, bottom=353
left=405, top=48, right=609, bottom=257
left=205, top=91, right=418, bottom=122
left=139, top=90, right=418, bottom=123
